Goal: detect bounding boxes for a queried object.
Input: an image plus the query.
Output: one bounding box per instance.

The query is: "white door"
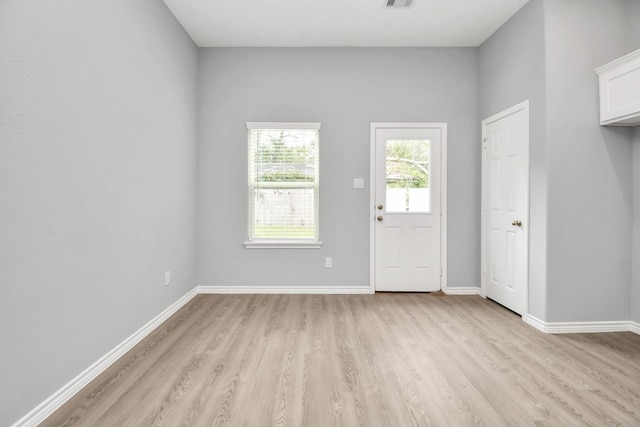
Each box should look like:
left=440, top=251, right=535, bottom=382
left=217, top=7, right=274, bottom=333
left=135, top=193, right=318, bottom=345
left=482, top=101, right=529, bottom=315
left=371, top=124, right=445, bottom=292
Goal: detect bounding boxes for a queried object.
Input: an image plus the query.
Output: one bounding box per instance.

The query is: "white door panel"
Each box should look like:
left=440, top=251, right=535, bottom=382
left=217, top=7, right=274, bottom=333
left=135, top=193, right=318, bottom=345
left=372, top=125, right=445, bottom=292
left=482, top=101, right=529, bottom=315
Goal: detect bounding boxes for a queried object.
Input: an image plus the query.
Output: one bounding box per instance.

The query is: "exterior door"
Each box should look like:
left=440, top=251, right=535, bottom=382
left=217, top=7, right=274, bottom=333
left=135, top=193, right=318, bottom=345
left=482, top=101, right=529, bottom=315
left=372, top=124, right=445, bottom=292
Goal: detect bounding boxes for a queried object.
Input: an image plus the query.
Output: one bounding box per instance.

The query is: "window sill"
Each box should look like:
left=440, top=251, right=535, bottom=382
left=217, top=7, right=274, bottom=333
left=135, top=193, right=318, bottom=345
left=244, top=240, right=323, bottom=249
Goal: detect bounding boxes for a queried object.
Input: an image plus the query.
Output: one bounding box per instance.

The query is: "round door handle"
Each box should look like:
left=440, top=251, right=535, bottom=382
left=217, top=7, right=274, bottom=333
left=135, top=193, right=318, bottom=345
left=377, top=216, right=384, bottom=222
left=377, top=204, right=384, bottom=210
left=512, top=220, right=522, bottom=227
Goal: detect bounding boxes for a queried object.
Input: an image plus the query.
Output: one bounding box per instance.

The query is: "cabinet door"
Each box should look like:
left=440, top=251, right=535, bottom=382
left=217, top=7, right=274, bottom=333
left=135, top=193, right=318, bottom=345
left=596, top=49, right=640, bottom=126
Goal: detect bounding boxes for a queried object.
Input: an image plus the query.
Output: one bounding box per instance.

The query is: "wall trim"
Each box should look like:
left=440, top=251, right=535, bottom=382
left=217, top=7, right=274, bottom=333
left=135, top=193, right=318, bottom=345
left=11, top=288, right=200, bottom=427
left=523, top=314, right=640, bottom=335
left=196, top=285, right=372, bottom=294
left=442, top=286, right=481, bottom=296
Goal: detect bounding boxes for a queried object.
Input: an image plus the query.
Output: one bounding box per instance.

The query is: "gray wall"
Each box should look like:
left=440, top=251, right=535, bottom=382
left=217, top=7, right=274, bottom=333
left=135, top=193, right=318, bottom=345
left=544, top=0, right=634, bottom=322
left=634, top=128, right=640, bottom=323
left=479, top=0, right=548, bottom=320
left=0, top=1, right=198, bottom=425
left=197, top=48, right=479, bottom=289
left=629, top=0, right=640, bottom=326
left=628, top=0, right=640, bottom=46
left=480, top=0, right=640, bottom=323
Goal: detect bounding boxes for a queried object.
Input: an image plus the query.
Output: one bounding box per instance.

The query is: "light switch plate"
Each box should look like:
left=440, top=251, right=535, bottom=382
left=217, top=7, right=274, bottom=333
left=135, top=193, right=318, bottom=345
left=353, top=178, right=364, bottom=189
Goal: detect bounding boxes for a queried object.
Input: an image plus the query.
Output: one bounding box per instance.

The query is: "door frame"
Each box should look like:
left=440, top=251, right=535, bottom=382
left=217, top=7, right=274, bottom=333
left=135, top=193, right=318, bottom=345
left=480, top=100, right=530, bottom=313
left=369, top=122, right=448, bottom=294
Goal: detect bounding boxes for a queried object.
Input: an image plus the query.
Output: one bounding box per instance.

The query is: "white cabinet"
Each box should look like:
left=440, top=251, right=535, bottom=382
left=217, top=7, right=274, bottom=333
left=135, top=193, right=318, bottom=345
left=595, top=49, right=640, bottom=126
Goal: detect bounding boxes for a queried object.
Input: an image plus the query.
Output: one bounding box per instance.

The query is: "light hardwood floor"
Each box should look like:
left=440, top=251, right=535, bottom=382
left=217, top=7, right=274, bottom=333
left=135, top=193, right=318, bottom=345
left=42, top=294, right=640, bottom=426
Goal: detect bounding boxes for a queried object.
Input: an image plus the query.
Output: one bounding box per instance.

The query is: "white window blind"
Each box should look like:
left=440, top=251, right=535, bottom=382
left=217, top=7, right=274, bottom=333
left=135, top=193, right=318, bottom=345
left=247, top=122, right=320, bottom=245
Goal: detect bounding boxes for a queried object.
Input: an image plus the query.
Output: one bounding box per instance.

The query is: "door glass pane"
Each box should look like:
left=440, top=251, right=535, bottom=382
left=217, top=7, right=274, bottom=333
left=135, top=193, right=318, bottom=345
left=386, top=139, right=430, bottom=213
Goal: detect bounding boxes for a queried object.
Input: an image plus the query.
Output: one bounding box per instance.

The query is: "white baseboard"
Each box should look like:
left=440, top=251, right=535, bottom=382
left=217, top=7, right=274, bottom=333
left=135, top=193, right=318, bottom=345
left=196, top=285, right=372, bottom=294
left=442, top=286, right=481, bottom=296
left=523, top=314, right=640, bottom=335
left=200, top=285, right=482, bottom=296
left=11, top=288, right=199, bottom=427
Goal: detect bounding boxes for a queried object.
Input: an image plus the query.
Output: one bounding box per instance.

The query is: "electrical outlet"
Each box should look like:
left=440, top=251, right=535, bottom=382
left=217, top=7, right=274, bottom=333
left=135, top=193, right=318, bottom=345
left=164, top=271, right=171, bottom=287
left=325, top=257, right=332, bottom=268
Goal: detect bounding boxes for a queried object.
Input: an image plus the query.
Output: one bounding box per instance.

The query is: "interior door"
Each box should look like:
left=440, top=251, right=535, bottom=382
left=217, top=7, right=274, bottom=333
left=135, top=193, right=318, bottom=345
left=482, top=101, right=529, bottom=315
left=373, top=125, right=443, bottom=292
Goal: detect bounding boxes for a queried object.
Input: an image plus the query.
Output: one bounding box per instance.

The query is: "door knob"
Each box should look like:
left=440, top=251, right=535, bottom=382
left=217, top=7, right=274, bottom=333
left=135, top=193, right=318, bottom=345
left=512, top=220, right=522, bottom=227
left=377, top=216, right=384, bottom=222
left=377, top=204, right=384, bottom=210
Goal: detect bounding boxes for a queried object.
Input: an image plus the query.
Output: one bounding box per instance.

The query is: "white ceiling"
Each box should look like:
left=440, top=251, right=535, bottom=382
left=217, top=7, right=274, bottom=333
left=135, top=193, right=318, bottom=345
left=162, top=0, right=530, bottom=47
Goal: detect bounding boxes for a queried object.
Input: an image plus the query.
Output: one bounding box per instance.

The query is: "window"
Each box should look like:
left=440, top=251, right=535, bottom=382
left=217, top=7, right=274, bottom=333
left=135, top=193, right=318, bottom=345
left=245, top=122, right=321, bottom=248
left=385, top=139, right=431, bottom=213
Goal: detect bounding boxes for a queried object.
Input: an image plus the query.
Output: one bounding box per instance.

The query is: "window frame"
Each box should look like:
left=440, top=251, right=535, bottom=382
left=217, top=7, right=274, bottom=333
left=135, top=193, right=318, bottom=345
left=244, top=122, right=322, bottom=249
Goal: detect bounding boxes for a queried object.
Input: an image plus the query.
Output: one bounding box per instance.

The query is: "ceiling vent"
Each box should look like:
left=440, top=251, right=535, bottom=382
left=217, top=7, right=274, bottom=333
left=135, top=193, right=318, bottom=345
left=385, top=0, right=414, bottom=8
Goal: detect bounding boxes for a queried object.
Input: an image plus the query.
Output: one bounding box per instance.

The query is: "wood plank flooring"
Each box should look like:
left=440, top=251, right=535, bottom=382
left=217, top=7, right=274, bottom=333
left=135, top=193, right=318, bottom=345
left=42, top=294, right=640, bottom=426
